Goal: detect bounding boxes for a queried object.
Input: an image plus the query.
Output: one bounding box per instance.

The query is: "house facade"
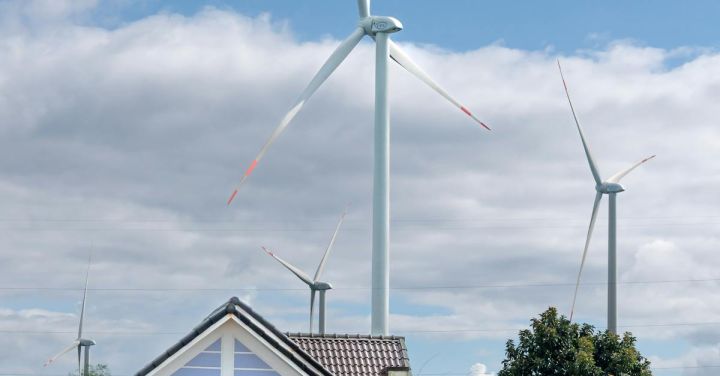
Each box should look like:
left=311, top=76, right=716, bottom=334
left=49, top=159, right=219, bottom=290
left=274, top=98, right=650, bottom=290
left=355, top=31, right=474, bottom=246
left=136, top=297, right=411, bottom=376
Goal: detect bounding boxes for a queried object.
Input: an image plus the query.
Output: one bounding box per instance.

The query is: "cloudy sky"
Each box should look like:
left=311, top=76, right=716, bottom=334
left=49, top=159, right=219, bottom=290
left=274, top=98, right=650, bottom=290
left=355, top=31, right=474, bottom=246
left=1, top=1, right=719, bottom=375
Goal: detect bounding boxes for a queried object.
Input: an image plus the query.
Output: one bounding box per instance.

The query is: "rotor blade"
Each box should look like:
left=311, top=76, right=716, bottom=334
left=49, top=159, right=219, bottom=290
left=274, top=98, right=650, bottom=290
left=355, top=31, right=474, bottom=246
left=78, top=255, right=91, bottom=340
left=607, top=155, right=655, bottom=183
left=309, top=289, right=316, bottom=333
left=78, top=345, right=82, bottom=376
left=388, top=40, right=490, bottom=130
left=43, top=340, right=79, bottom=367
left=261, top=247, right=314, bottom=286
left=570, top=192, right=603, bottom=321
left=357, top=0, right=369, bottom=17
left=314, top=207, right=348, bottom=281
left=227, top=27, right=366, bottom=205
left=557, top=60, right=603, bottom=185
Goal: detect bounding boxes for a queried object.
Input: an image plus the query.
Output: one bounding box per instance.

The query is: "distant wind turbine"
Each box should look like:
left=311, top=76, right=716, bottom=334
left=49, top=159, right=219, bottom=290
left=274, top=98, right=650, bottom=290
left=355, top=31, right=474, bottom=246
left=558, top=60, right=655, bottom=334
left=44, top=256, right=96, bottom=375
left=227, top=0, right=490, bottom=335
left=262, top=208, right=348, bottom=334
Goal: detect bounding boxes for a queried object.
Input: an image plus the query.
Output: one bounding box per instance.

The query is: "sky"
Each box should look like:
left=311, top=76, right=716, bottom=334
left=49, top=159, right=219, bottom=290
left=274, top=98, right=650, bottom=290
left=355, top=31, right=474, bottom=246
left=0, top=0, right=719, bottom=375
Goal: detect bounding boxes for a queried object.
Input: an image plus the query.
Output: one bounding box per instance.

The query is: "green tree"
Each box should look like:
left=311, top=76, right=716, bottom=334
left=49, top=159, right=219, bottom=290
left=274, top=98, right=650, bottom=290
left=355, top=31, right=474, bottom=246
left=68, top=364, right=111, bottom=376
left=498, top=307, right=652, bottom=376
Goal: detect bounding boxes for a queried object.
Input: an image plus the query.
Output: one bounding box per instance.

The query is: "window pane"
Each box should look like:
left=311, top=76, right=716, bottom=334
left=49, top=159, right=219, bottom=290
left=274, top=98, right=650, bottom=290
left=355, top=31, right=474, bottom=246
left=234, top=371, right=280, bottom=376
left=234, top=354, right=271, bottom=369
left=206, top=339, right=221, bottom=352
left=172, top=368, right=221, bottom=376
left=234, top=339, right=251, bottom=353
left=186, top=352, right=221, bottom=367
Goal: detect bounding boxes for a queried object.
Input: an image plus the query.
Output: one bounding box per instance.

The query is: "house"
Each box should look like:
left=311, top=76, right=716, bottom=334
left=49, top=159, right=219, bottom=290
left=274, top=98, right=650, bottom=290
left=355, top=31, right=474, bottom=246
left=136, top=297, right=412, bottom=376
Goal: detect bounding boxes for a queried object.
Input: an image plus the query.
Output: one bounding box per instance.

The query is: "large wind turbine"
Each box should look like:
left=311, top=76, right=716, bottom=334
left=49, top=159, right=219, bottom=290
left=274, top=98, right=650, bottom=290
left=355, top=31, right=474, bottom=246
left=227, top=0, right=489, bottom=335
left=558, top=61, right=655, bottom=334
left=44, top=257, right=96, bottom=375
left=262, top=208, right=347, bottom=334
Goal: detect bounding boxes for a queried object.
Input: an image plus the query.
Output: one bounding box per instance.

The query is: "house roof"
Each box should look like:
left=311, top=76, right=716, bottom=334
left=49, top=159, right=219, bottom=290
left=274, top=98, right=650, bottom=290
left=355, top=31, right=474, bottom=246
left=287, top=333, right=411, bottom=376
left=135, top=296, right=334, bottom=376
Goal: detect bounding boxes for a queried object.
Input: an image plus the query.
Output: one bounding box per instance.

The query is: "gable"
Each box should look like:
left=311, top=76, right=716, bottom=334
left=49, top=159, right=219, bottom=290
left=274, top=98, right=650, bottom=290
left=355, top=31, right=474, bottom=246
left=146, top=316, right=306, bottom=376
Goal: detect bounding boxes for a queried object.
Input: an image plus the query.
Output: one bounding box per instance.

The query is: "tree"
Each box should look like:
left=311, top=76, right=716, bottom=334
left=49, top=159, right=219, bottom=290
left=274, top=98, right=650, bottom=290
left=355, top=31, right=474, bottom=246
left=68, top=364, right=111, bottom=376
left=498, top=307, right=652, bottom=376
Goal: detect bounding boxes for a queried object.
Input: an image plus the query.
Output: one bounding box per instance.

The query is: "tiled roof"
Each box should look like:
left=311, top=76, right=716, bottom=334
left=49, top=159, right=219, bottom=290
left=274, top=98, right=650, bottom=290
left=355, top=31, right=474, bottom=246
left=287, top=333, right=411, bottom=376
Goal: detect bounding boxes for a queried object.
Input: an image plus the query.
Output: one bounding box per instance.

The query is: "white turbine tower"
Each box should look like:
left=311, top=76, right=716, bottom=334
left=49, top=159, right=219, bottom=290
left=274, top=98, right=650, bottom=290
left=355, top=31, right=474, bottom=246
left=44, top=256, right=96, bottom=375
left=227, top=0, right=489, bottom=335
left=262, top=208, right=348, bottom=334
left=558, top=61, right=655, bottom=334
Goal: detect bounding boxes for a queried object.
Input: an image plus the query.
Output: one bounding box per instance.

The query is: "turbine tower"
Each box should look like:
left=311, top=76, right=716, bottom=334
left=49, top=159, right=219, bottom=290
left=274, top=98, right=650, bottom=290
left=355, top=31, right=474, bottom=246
left=558, top=61, right=655, bottom=334
left=44, top=256, right=96, bottom=375
left=262, top=208, right=348, bottom=334
left=227, top=0, right=489, bottom=335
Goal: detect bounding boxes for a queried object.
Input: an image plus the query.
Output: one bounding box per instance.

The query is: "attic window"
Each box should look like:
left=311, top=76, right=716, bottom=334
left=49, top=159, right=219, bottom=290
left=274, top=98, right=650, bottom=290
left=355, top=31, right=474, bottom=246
left=171, top=339, right=222, bottom=376
left=234, top=339, right=279, bottom=376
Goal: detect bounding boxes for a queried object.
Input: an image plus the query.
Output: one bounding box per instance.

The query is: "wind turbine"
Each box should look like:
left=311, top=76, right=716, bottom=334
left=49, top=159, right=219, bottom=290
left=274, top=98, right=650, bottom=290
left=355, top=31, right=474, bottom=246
left=227, top=0, right=489, bottom=335
left=262, top=208, right=348, bottom=334
left=44, top=256, right=96, bottom=375
left=558, top=61, right=655, bottom=334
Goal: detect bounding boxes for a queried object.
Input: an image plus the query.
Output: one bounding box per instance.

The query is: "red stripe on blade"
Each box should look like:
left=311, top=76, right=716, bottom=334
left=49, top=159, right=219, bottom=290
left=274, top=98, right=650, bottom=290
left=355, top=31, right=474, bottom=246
left=461, top=106, right=472, bottom=116
left=245, top=159, right=258, bottom=177
left=226, top=189, right=238, bottom=206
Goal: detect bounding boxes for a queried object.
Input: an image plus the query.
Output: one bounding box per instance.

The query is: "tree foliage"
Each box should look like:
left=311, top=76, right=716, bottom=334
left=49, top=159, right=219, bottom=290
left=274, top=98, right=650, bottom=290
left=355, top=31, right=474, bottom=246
left=498, top=307, right=652, bottom=376
left=68, top=364, right=111, bottom=376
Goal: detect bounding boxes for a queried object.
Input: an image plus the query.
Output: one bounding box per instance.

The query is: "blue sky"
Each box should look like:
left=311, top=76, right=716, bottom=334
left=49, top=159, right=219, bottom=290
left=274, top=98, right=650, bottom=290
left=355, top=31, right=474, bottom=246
left=2, top=1, right=720, bottom=376
left=98, top=0, right=720, bottom=53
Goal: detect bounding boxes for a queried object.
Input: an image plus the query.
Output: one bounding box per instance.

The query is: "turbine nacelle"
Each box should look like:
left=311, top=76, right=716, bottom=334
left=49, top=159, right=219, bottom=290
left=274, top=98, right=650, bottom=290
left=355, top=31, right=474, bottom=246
left=597, top=182, right=625, bottom=194
left=78, top=339, right=96, bottom=347
left=313, top=281, right=333, bottom=290
left=359, top=16, right=403, bottom=35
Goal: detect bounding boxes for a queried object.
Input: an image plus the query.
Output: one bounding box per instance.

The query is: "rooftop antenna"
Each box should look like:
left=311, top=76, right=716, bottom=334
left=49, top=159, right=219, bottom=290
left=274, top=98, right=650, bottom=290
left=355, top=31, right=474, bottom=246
left=227, top=0, right=490, bottom=335
left=44, top=254, right=96, bottom=375
left=558, top=60, right=655, bottom=333
left=262, top=207, right=348, bottom=334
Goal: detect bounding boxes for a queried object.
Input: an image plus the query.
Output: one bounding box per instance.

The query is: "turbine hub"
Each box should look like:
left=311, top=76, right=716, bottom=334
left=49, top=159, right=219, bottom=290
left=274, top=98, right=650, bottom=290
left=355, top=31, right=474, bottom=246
left=359, top=16, right=403, bottom=35
left=78, top=339, right=96, bottom=346
left=314, top=281, right=333, bottom=290
left=597, top=182, right=625, bottom=194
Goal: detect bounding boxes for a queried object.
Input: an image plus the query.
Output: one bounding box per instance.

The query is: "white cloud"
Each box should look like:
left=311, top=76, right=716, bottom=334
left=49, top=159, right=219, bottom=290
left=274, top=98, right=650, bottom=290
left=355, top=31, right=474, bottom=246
left=469, top=363, right=494, bottom=376
left=0, top=2, right=719, bottom=375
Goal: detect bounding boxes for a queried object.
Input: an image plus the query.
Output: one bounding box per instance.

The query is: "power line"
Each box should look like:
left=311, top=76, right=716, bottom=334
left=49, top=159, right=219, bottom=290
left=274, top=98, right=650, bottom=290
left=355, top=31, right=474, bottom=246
left=4, top=321, right=720, bottom=336
left=0, top=220, right=717, bottom=232
left=1, top=277, right=718, bottom=293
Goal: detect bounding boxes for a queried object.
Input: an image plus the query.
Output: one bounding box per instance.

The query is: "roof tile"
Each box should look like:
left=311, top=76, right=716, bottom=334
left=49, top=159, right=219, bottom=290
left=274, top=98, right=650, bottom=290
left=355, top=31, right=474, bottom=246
left=287, top=333, right=411, bottom=376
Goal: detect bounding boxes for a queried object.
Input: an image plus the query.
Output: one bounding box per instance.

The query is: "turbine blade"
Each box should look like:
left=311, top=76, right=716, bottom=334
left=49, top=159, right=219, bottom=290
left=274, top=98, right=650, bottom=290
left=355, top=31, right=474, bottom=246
left=43, top=340, right=79, bottom=367
left=78, top=255, right=92, bottom=340
left=557, top=60, right=603, bottom=185
left=313, top=207, right=348, bottom=281
left=570, top=192, right=603, bottom=321
left=261, top=247, right=314, bottom=286
left=309, top=289, right=316, bottom=333
left=607, top=155, right=655, bottom=183
left=78, top=345, right=82, bottom=376
left=388, top=40, right=491, bottom=130
left=357, top=0, right=370, bottom=17
left=227, top=27, right=366, bottom=205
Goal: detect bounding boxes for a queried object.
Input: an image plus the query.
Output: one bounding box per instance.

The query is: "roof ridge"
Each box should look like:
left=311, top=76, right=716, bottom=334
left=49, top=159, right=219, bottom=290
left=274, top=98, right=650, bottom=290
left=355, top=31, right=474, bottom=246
left=285, top=332, right=406, bottom=340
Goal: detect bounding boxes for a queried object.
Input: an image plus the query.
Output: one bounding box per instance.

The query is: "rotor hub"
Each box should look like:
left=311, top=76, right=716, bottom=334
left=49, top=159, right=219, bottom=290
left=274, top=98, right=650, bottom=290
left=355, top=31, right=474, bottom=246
left=359, top=16, right=403, bottom=35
